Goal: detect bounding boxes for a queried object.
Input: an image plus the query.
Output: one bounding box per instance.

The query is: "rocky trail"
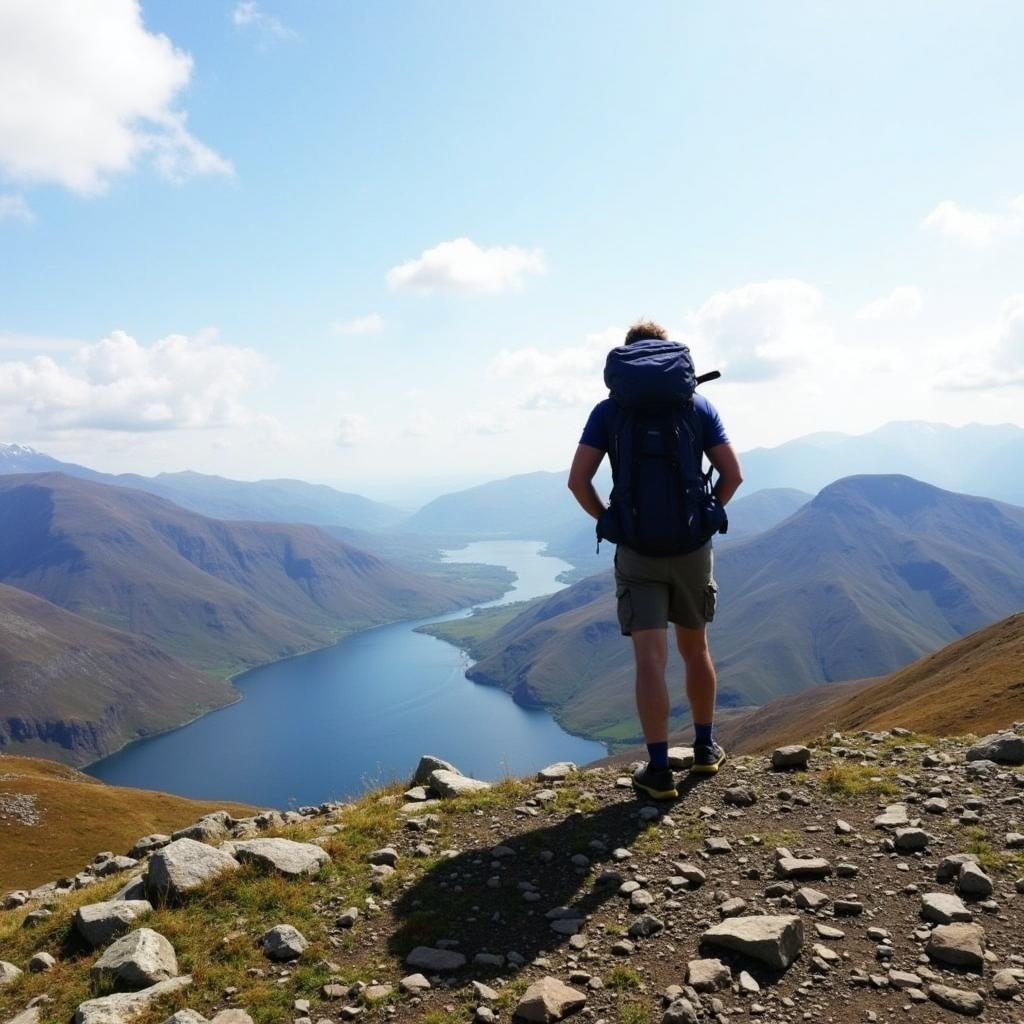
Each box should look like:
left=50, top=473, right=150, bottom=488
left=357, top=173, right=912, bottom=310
left=1, top=729, right=1023, bottom=1024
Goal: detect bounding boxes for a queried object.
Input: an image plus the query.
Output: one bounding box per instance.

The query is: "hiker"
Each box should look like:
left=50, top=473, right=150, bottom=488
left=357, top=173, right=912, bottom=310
left=568, top=320, right=744, bottom=799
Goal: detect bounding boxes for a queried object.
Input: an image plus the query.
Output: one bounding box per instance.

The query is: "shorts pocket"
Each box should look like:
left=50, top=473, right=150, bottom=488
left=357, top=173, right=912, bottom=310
left=616, top=584, right=633, bottom=635
left=703, top=581, right=718, bottom=622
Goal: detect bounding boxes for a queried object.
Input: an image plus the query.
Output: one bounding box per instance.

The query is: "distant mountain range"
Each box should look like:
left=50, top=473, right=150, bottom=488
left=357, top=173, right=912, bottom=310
left=740, top=420, right=1024, bottom=504
left=0, top=582, right=236, bottom=766
left=0, top=473, right=508, bottom=763
left=0, top=443, right=405, bottom=531
left=453, top=475, right=1024, bottom=746
left=717, top=612, right=1024, bottom=753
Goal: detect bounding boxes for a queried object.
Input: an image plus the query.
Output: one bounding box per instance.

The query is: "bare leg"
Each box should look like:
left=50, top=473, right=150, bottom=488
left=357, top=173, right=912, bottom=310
left=675, top=624, right=717, bottom=726
left=631, top=628, right=669, bottom=743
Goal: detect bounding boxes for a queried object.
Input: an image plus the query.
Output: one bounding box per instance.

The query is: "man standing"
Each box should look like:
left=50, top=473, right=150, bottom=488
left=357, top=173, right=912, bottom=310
left=568, top=320, right=743, bottom=799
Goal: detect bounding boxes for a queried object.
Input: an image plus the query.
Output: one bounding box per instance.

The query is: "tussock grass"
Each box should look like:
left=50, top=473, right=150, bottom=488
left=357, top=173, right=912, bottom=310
left=617, top=997, right=653, bottom=1024
left=818, top=763, right=899, bottom=798
left=607, top=965, right=643, bottom=991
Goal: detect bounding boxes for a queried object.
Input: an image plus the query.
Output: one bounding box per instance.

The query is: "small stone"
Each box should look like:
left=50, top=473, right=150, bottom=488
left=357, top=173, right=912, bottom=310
left=723, top=785, right=757, bottom=807
left=926, top=923, right=986, bottom=971
left=795, top=887, right=830, bottom=911
left=336, top=907, right=359, bottom=928
left=776, top=856, right=831, bottom=879
left=701, top=914, right=803, bottom=969
left=873, top=804, right=909, bottom=829
left=428, top=769, right=491, bottom=797
left=894, top=827, right=929, bottom=851
left=956, top=862, right=993, bottom=897
left=687, top=958, right=732, bottom=992
left=628, top=914, right=664, bottom=938
left=399, top=973, right=431, bottom=993
left=537, top=762, right=577, bottom=781
left=921, top=892, right=972, bottom=924
left=261, top=924, right=308, bottom=961
left=662, top=998, right=698, bottom=1024
left=927, top=983, right=985, bottom=1016
left=514, top=976, right=587, bottom=1022
left=667, top=747, right=694, bottom=770
left=991, top=969, right=1021, bottom=999
left=405, top=946, right=467, bottom=972
left=28, top=951, right=56, bottom=972
left=771, top=745, right=810, bottom=769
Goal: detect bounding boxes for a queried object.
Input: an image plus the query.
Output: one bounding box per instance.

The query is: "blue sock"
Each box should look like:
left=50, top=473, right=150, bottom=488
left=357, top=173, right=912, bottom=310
left=646, top=741, right=669, bottom=770
left=694, top=723, right=714, bottom=747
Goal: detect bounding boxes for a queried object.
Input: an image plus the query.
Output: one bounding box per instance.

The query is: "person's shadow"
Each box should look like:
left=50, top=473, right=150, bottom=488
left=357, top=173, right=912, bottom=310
left=388, top=773, right=711, bottom=972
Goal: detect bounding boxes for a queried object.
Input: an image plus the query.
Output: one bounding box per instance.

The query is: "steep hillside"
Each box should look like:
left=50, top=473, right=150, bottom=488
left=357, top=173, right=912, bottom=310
left=718, top=613, right=1024, bottom=754
left=0, top=583, right=237, bottom=765
left=462, top=475, right=1024, bottom=746
left=0, top=444, right=404, bottom=531
left=0, top=755, right=253, bottom=892
left=0, top=473, right=505, bottom=677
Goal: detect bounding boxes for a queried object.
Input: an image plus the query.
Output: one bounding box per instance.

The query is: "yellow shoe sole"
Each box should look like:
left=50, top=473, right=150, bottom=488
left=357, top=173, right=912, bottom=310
left=632, top=779, right=678, bottom=800
left=690, top=753, right=727, bottom=774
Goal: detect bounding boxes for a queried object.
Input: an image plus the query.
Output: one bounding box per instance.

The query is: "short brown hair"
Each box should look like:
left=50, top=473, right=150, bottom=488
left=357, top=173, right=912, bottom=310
left=624, top=319, right=668, bottom=345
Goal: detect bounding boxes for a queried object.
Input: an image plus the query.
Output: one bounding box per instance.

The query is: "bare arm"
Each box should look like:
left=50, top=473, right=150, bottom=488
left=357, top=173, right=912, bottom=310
left=707, top=442, right=744, bottom=506
left=567, top=443, right=606, bottom=520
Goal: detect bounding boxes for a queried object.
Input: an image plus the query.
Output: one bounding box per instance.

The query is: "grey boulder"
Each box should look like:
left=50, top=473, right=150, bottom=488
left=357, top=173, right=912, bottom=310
left=90, top=928, right=178, bottom=990
left=74, top=975, right=192, bottom=1024
left=428, top=769, right=491, bottom=797
left=75, top=899, right=154, bottom=948
left=0, top=960, right=23, bottom=986
left=146, top=838, right=239, bottom=902
left=966, top=731, right=1024, bottom=765
left=410, top=754, right=460, bottom=786
left=224, top=838, right=330, bottom=877
left=920, top=892, right=972, bottom=924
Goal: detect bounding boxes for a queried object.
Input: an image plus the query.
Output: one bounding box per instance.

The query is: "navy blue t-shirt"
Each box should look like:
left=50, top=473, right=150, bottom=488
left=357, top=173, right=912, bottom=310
left=579, top=395, right=729, bottom=454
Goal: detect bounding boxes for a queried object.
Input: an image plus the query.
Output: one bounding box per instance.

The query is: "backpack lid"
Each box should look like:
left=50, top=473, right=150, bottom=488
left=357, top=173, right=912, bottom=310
left=603, top=340, right=697, bottom=408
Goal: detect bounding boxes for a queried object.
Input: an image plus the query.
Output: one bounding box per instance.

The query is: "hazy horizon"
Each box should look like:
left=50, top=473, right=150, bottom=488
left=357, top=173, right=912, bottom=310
left=2, top=2, right=1023, bottom=488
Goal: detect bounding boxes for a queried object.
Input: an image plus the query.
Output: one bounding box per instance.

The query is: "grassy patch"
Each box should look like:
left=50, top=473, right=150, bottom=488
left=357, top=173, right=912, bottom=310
left=617, top=997, right=653, bottom=1024
left=819, top=763, right=899, bottom=798
left=959, top=825, right=1024, bottom=875
left=607, top=965, right=643, bottom=992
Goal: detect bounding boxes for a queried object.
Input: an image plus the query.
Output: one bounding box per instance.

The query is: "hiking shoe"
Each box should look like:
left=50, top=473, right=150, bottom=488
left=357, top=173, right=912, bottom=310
left=690, top=741, right=727, bottom=774
left=631, top=763, right=677, bottom=800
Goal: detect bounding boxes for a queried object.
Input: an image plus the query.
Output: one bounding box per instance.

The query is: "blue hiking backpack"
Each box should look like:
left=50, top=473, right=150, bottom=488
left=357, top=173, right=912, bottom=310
left=596, top=340, right=728, bottom=556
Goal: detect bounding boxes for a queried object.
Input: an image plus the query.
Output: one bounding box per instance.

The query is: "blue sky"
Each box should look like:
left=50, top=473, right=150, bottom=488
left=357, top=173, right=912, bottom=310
left=1, top=1, right=1023, bottom=501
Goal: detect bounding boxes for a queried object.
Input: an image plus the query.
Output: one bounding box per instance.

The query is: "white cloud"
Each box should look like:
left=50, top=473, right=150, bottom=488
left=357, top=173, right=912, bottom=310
left=461, top=411, right=516, bottom=435
left=387, top=237, right=546, bottom=294
left=231, top=2, right=296, bottom=43
left=493, top=326, right=622, bottom=410
left=0, top=331, right=85, bottom=353
left=0, top=0, right=232, bottom=195
left=336, top=413, right=368, bottom=447
left=0, top=193, right=33, bottom=223
left=0, top=329, right=267, bottom=432
left=922, top=196, right=1024, bottom=246
left=688, top=279, right=828, bottom=382
left=403, top=412, right=434, bottom=437
left=332, top=313, right=384, bottom=336
left=855, top=286, right=923, bottom=321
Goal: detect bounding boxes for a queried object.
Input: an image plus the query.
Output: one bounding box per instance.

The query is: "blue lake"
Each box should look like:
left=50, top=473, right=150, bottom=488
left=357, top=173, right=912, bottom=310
left=87, top=540, right=607, bottom=808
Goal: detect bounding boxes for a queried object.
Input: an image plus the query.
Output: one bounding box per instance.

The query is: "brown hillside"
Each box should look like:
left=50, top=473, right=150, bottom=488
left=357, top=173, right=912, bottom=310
left=0, top=755, right=253, bottom=891
left=718, top=612, right=1024, bottom=753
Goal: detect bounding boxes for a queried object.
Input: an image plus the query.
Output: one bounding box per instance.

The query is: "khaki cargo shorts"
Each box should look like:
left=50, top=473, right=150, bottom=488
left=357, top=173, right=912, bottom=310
left=613, top=541, right=717, bottom=635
